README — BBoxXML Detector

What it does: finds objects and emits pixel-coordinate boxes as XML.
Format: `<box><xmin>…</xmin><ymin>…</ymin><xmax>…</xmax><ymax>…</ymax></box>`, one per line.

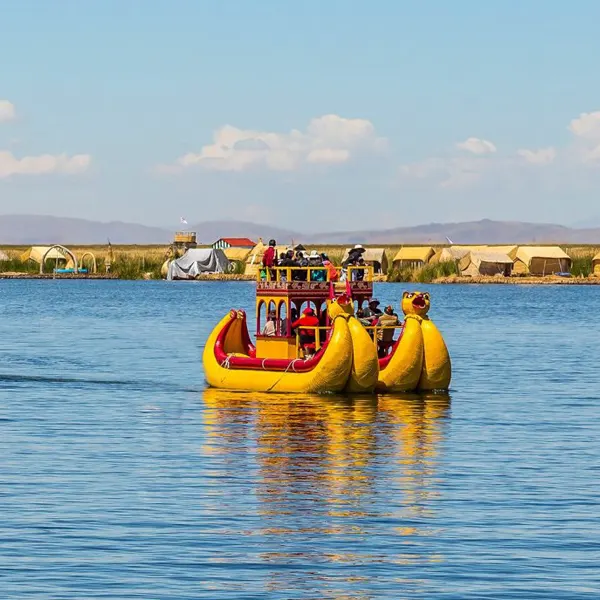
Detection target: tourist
<box><xmin>308</xmin><ymin>250</ymin><xmax>326</xmax><ymax>281</ymax></box>
<box><xmin>377</xmin><ymin>305</ymin><xmax>399</xmax><ymax>357</ymax></box>
<box><xmin>363</xmin><ymin>298</ymin><xmax>383</xmax><ymax>319</ymax></box>
<box><xmin>321</xmin><ymin>253</ymin><xmax>338</xmax><ymax>281</ymax></box>
<box><xmin>262</xmin><ymin>239</ymin><xmax>277</xmax><ymax>280</ymax></box>
<box><xmin>291</xmin><ymin>307</ymin><xmax>320</xmax><ymax>358</ymax></box>
<box><xmin>261</xmin><ymin>310</ymin><xmax>277</xmax><ymax>337</ymax></box>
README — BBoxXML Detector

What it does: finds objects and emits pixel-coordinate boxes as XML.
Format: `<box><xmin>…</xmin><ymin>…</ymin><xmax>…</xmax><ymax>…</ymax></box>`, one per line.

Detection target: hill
<box><xmin>2</xmin><ymin>215</ymin><xmax>600</xmax><ymax>245</ymax></box>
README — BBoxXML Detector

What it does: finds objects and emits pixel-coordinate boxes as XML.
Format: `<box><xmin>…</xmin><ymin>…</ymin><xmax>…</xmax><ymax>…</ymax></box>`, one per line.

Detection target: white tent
<box><xmin>167</xmin><ymin>248</ymin><xmax>230</xmax><ymax>280</ymax></box>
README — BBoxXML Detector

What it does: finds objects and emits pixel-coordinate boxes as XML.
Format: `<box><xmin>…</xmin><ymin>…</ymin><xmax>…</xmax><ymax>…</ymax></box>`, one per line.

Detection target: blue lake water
<box><xmin>1</xmin><ymin>280</ymin><xmax>599</xmax><ymax>599</ymax></box>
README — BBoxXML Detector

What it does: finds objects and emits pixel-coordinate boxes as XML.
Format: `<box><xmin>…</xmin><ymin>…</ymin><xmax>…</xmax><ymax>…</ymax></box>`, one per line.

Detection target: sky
<box><xmin>2</xmin><ymin>0</ymin><xmax>600</xmax><ymax>232</ymax></box>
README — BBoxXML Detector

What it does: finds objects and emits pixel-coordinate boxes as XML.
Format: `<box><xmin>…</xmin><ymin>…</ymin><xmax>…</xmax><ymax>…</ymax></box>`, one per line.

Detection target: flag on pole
<box><xmin>180</xmin><ymin>217</ymin><xmax>188</xmax><ymax>225</ymax></box>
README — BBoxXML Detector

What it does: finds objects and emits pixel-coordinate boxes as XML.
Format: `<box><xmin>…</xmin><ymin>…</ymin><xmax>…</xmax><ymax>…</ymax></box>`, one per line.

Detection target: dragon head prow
<box><xmin>328</xmin><ymin>294</ymin><xmax>354</xmax><ymax>319</ymax></box>
<box><xmin>402</xmin><ymin>291</ymin><xmax>431</xmax><ymax>317</ymax></box>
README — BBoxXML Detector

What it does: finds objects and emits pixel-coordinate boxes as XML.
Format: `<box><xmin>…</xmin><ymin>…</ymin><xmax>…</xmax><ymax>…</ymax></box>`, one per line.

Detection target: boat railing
<box><xmin>293</xmin><ymin>322</ymin><xmax>404</xmax><ymax>357</ymax></box>
<box><xmin>258</xmin><ymin>265</ymin><xmax>374</xmax><ymax>283</ymax></box>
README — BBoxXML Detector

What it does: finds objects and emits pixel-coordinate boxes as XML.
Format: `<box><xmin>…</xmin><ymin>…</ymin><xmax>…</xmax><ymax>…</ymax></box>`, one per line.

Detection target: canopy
<box><xmin>21</xmin><ymin>245</ymin><xmax>75</xmax><ymax>269</ymax></box>
<box><xmin>392</xmin><ymin>247</ymin><xmax>434</xmax><ymax>265</ymax></box>
<box><xmin>514</xmin><ymin>246</ymin><xmax>572</xmax><ymax>275</ymax></box>
<box><xmin>459</xmin><ymin>251</ymin><xmax>513</xmax><ymax>277</ymax></box>
<box><xmin>167</xmin><ymin>248</ymin><xmax>230</xmax><ymax>280</ymax></box>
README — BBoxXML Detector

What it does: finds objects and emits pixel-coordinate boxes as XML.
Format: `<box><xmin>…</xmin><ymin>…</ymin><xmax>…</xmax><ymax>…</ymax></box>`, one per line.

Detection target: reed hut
<box><xmin>431</xmin><ymin>247</ymin><xmax>470</xmax><ymax>263</ymax></box>
<box><xmin>392</xmin><ymin>247</ymin><xmax>434</xmax><ymax>270</ymax></box>
<box><xmin>21</xmin><ymin>245</ymin><xmax>77</xmax><ymax>273</ymax></box>
<box><xmin>593</xmin><ymin>252</ymin><xmax>600</xmax><ymax>276</ymax></box>
<box><xmin>459</xmin><ymin>251</ymin><xmax>513</xmax><ymax>277</ymax></box>
<box><xmin>342</xmin><ymin>247</ymin><xmax>389</xmax><ymax>273</ymax></box>
<box><xmin>513</xmin><ymin>246</ymin><xmax>572</xmax><ymax>276</ymax></box>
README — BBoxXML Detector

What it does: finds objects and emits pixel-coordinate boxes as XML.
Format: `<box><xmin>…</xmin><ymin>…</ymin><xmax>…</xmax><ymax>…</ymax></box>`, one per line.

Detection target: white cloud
<box><xmin>399</xmin><ymin>155</ymin><xmax>488</xmax><ymax>189</ymax></box>
<box><xmin>456</xmin><ymin>137</ymin><xmax>497</xmax><ymax>155</ymax></box>
<box><xmin>0</xmin><ymin>100</ymin><xmax>16</xmax><ymax>122</ymax></box>
<box><xmin>0</xmin><ymin>152</ymin><xmax>91</xmax><ymax>179</ymax></box>
<box><xmin>569</xmin><ymin>111</ymin><xmax>600</xmax><ymax>139</ymax></box>
<box><xmin>517</xmin><ymin>147</ymin><xmax>556</xmax><ymax>165</ymax></box>
<box><xmin>161</xmin><ymin>114</ymin><xmax>386</xmax><ymax>173</ymax></box>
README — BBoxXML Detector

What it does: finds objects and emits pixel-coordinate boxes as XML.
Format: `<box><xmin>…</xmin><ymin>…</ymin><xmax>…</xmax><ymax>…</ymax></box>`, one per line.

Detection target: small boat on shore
<box><xmin>203</xmin><ymin>265</ymin><xmax>451</xmax><ymax>393</ymax></box>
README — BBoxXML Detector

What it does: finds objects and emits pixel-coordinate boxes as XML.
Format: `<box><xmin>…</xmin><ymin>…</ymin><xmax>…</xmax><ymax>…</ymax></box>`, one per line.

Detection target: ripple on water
<box><xmin>0</xmin><ymin>281</ymin><xmax>599</xmax><ymax>599</ymax></box>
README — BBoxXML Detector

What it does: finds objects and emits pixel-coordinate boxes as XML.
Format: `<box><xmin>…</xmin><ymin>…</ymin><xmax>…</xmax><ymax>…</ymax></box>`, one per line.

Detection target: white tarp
<box><xmin>167</xmin><ymin>248</ymin><xmax>230</xmax><ymax>280</ymax></box>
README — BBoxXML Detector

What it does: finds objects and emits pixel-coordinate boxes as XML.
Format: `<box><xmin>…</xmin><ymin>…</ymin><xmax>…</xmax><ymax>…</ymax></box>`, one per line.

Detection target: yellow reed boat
<box><xmin>202</xmin><ymin>263</ymin><xmax>451</xmax><ymax>394</ymax></box>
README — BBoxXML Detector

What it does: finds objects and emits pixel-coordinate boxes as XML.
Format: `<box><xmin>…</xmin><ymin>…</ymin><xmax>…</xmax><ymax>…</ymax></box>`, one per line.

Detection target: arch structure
<box><xmin>40</xmin><ymin>245</ymin><xmax>78</xmax><ymax>274</ymax></box>
<box><xmin>79</xmin><ymin>251</ymin><xmax>97</xmax><ymax>274</ymax></box>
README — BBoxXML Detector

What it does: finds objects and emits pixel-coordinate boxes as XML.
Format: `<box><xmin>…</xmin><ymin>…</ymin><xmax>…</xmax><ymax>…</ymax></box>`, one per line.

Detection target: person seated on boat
<box><xmin>321</xmin><ymin>253</ymin><xmax>339</xmax><ymax>281</ymax></box>
<box><xmin>356</xmin><ymin>307</ymin><xmax>375</xmax><ymax>337</ymax></box>
<box><xmin>262</xmin><ymin>239</ymin><xmax>277</xmax><ymax>280</ymax></box>
<box><xmin>363</xmin><ymin>298</ymin><xmax>383</xmax><ymax>319</ymax></box>
<box><xmin>377</xmin><ymin>305</ymin><xmax>399</xmax><ymax>357</ymax></box>
<box><xmin>293</xmin><ymin>251</ymin><xmax>309</xmax><ymax>281</ymax></box>
<box><xmin>308</xmin><ymin>251</ymin><xmax>326</xmax><ymax>281</ymax></box>
<box><xmin>291</xmin><ymin>307</ymin><xmax>320</xmax><ymax>359</ymax></box>
<box><xmin>261</xmin><ymin>310</ymin><xmax>277</xmax><ymax>337</ymax></box>
<box><xmin>342</xmin><ymin>244</ymin><xmax>365</xmax><ymax>281</ymax></box>
<box><xmin>353</xmin><ymin>257</ymin><xmax>367</xmax><ymax>281</ymax></box>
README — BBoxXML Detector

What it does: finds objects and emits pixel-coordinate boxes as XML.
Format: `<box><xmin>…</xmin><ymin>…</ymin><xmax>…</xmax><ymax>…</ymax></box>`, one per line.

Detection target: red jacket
<box><xmin>262</xmin><ymin>246</ymin><xmax>276</xmax><ymax>267</ymax></box>
<box><xmin>291</xmin><ymin>315</ymin><xmax>319</xmax><ymax>338</ymax></box>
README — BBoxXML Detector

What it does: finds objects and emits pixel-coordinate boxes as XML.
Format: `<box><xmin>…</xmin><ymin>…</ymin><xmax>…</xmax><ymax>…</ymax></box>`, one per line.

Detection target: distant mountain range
<box><xmin>2</xmin><ymin>214</ymin><xmax>600</xmax><ymax>245</ymax></box>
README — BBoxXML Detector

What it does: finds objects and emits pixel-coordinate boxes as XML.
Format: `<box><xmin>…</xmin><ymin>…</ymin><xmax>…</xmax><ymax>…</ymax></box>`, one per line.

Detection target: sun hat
<box><xmin>353</xmin><ymin>244</ymin><xmax>365</xmax><ymax>252</ymax></box>
<box><xmin>308</xmin><ymin>250</ymin><xmax>320</xmax><ymax>259</ymax></box>
<box><xmin>368</xmin><ymin>298</ymin><xmax>380</xmax><ymax>306</ymax></box>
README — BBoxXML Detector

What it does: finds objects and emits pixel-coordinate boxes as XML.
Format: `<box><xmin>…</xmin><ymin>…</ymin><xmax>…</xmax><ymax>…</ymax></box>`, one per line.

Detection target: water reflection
<box><xmin>202</xmin><ymin>389</ymin><xmax>451</xmax><ymax>595</ymax></box>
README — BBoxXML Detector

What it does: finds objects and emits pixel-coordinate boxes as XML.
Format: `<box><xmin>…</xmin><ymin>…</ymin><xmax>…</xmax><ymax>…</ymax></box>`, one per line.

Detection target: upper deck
<box><xmin>256</xmin><ymin>265</ymin><xmax>373</xmax><ymax>298</ymax></box>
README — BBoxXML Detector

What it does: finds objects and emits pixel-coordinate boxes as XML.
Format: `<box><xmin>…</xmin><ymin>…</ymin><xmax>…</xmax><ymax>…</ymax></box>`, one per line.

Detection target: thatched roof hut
<box><xmin>392</xmin><ymin>247</ymin><xmax>434</xmax><ymax>269</ymax></box>
<box><xmin>459</xmin><ymin>251</ymin><xmax>513</xmax><ymax>277</ymax></box>
<box><xmin>513</xmin><ymin>246</ymin><xmax>571</xmax><ymax>276</ymax></box>
<box><xmin>593</xmin><ymin>252</ymin><xmax>600</xmax><ymax>276</ymax></box>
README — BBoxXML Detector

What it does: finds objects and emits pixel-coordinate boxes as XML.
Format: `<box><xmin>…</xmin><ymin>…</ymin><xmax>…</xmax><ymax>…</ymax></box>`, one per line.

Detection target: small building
<box><xmin>392</xmin><ymin>247</ymin><xmax>434</xmax><ymax>270</ymax></box>
<box><xmin>342</xmin><ymin>247</ymin><xmax>389</xmax><ymax>274</ymax></box>
<box><xmin>459</xmin><ymin>251</ymin><xmax>513</xmax><ymax>277</ymax></box>
<box><xmin>513</xmin><ymin>246</ymin><xmax>572</xmax><ymax>276</ymax></box>
<box><xmin>593</xmin><ymin>252</ymin><xmax>600</xmax><ymax>276</ymax></box>
<box><xmin>212</xmin><ymin>237</ymin><xmax>255</xmax><ymax>250</ymax></box>
<box><xmin>167</xmin><ymin>248</ymin><xmax>230</xmax><ymax>280</ymax></box>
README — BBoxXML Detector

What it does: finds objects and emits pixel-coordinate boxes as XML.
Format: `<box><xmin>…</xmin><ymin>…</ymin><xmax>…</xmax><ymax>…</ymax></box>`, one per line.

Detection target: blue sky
<box><xmin>2</xmin><ymin>0</ymin><xmax>600</xmax><ymax>232</ymax></box>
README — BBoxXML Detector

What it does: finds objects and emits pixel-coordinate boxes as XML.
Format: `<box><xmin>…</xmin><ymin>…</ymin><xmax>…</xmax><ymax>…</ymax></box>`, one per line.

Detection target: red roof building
<box><xmin>212</xmin><ymin>237</ymin><xmax>256</xmax><ymax>249</ymax></box>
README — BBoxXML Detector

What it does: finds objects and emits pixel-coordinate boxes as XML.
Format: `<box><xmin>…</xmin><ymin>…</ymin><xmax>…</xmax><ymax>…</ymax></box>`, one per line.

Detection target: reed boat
<box><xmin>202</xmin><ymin>263</ymin><xmax>451</xmax><ymax>393</ymax></box>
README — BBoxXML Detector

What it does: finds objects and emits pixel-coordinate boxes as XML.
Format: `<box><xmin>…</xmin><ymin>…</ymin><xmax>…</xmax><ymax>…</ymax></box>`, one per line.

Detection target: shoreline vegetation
<box><xmin>1</xmin><ymin>244</ymin><xmax>599</xmax><ymax>283</ymax></box>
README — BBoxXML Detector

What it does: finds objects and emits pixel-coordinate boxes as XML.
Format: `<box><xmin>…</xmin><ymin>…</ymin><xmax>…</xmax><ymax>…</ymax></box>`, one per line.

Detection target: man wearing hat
<box><xmin>291</xmin><ymin>306</ymin><xmax>320</xmax><ymax>358</ymax></box>
<box><xmin>363</xmin><ymin>298</ymin><xmax>383</xmax><ymax>320</ymax></box>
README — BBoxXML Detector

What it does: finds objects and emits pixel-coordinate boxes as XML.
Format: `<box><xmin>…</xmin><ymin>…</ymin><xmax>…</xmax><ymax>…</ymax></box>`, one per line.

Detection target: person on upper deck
<box><xmin>342</xmin><ymin>244</ymin><xmax>365</xmax><ymax>281</ymax></box>
<box><xmin>321</xmin><ymin>253</ymin><xmax>339</xmax><ymax>282</ymax></box>
<box><xmin>308</xmin><ymin>251</ymin><xmax>326</xmax><ymax>281</ymax></box>
<box><xmin>262</xmin><ymin>239</ymin><xmax>277</xmax><ymax>280</ymax></box>
<box><xmin>291</xmin><ymin>307</ymin><xmax>320</xmax><ymax>358</ymax></box>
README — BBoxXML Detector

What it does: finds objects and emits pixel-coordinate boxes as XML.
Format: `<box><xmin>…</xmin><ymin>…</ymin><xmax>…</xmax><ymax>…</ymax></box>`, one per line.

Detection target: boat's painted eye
<box><xmin>424</xmin><ymin>293</ymin><xmax>430</xmax><ymax>300</ymax></box>
<box><xmin>406</xmin><ymin>292</ymin><xmax>413</xmax><ymax>298</ymax></box>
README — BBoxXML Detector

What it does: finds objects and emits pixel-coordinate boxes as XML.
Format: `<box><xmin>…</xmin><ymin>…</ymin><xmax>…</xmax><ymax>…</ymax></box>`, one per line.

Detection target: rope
<box><xmin>220</xmin><ymin>355</ymin><xmax>232</xmax><ymax>369</ymax></box>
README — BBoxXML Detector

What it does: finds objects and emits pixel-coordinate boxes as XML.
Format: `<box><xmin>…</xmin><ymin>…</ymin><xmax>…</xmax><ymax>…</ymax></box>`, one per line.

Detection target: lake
<box><xmin>1</xmin><ymin>280</ymin><xmax>599</xmax><ymax>599</ymax></box>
